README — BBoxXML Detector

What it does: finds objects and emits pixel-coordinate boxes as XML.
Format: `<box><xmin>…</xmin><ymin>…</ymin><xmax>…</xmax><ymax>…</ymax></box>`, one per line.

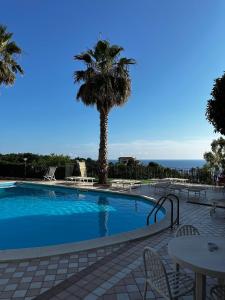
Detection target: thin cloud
<box><xmin>2</xmin><ymin>138</ymin><xmax>214</xmax><ymax>159</ymax></box>
<box><xmin>68</xmin><ymin>138</ymin><xmax>214</xmax><ymax>159</ymax></box>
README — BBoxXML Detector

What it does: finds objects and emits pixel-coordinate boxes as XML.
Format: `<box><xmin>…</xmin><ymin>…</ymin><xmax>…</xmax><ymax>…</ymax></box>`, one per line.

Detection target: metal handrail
<box><xmin>154</xmin><ymin>197</ymin><xmax>174</xmax><ymax>229</ymax></box>
<box><xmin>166</xmin><ymin>193</ymin><xmax>180</xmax><ymax>226</ymax></box>
<box><xmin>146</xmin><ymin>193</ymin><xmax>180</xmax><ymax>229</ymax></box>
<box><xmin>146</xmin><ymin>196</ymin><xmax>166</xmax><ymax>225</ymax></box>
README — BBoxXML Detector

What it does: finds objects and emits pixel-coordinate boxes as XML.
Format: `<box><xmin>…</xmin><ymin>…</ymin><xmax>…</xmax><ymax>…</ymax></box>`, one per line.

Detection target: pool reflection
<box><xmin>98</xmin><ymin>196</ymin><xmax>109</xmax><ymax>237</ymax></box>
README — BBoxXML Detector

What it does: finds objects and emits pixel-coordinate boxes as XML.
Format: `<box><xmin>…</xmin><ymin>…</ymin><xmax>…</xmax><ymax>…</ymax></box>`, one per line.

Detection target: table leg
<box><xmin>195</xmin><ymin>273</ymin><xmax>206</xmax><ymax>300</ymax></box>
<box><xmin>210</xmin><ymin>201</ymin><xmax>216</xmax><ymax>216</ymax></box>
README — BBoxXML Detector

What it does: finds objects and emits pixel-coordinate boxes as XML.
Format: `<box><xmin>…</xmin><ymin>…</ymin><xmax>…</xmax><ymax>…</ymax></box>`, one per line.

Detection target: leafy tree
<box><xmin>0</xmin><ymin>152</ymin><xmax>71</xmax><ymax>166</ymax></box>
<box><xmin>206</xmin><ymin>72</ymin><xmax>225</xmax><ymax>135</ymax></box>
<box><xmin>148</xmin><ymin>161</ymin><xmax>160</xmax><ymax>168</ymax></box>
<box><xmin>204</xmin><ymin>137</ymin><xmax>225</xmax><ymax>171</ymax></box>
<box><xmin>74</xmin><ymin>40</ymin><xmax>135</xmax><ymax>184</ymax></box>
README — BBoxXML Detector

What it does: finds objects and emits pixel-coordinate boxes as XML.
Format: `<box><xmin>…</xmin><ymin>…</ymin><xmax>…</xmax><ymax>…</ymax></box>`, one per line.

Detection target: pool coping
<box><xmin>0</xmin><ymin>181</ymin><xmax>171</xmax><ymax>262</ymax></box>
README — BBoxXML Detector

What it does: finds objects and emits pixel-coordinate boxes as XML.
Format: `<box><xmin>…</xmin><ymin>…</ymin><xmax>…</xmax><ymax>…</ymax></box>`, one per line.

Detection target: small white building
<box><xmin>118</xmin><ymin>156</ymin><xmax>136</xmax><ymax>165</ymax></box>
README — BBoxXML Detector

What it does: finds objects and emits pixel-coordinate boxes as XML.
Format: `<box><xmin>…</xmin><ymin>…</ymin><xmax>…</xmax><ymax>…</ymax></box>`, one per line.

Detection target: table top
<box><xmin>210</xmin><ymin>198</ymin><xmax>225</xmax><ymax>203</ymax></box>
<box><xmin>185</xmin><ymin>186</ymin><xmax>206</xmax><ymax>192</ymax></box>
<box><xmin>168</xmin><ymin>236</ymin><xmax>225</xmax><ymax>278</ymax></box>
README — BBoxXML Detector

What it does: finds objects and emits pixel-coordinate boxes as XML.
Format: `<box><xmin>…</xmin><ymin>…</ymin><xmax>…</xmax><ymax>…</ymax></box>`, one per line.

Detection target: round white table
<box><xmin>168</xmin><ymin>236</ymin><xmax>225</xmax><ymax>300</ymax></box>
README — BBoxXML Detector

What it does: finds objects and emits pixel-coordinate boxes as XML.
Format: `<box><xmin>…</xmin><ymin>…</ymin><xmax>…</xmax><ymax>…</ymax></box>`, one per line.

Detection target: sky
<box><xmin>0</xmin><ymin>0</ymin><xmax>224</xmax><ymax>159</ymax></box>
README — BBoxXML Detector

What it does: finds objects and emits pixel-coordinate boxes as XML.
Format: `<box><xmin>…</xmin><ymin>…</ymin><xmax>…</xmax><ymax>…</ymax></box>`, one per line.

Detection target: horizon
<box><xmin>1</xmin><ymin>0</ymin><xmax>224</xmax><ymax>158</ymax></box>
<box><xmin>0</xmin><ymin>151</ymin><xmax>205</xmax><ymax>161</ymax></box>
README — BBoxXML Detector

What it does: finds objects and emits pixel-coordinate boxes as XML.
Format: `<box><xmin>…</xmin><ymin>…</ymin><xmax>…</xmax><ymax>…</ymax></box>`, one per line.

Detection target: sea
<box><xmin>110</xmin><ymin>159</ymin><xmax>205</xmax><ymax>170</ymax></box>
<box><xmin>140</xmin><ymin>159</ymin><xmax>205</xmax><ymax>169</ymax></box>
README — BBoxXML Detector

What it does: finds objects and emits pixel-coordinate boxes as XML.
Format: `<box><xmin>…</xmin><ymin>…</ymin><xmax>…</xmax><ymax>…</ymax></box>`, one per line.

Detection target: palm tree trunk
<box><xmin>98</xmin><ymin>110</ymin><xmax>108</xmax><ymax>184</ymax></box>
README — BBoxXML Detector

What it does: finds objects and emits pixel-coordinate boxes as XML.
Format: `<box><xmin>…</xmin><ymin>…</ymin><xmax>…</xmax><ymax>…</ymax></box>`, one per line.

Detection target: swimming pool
<box><xmin>0</xmin><ymin>182</ymin><xmax>165</xmax><ymax>250</ymax></box>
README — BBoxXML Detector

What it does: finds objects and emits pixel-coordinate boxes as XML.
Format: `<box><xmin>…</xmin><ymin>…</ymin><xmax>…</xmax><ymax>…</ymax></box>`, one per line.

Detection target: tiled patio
<box><xmin>0</xmin><ymin>183</ymin><xmax>224</xmax><ymax>299</ymax></box>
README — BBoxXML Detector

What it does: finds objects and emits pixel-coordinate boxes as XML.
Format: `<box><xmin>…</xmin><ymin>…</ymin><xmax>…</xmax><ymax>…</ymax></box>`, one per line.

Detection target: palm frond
<box><xmin>76</xmin><ymin>83</ymin><xmax>97</xmax><ymax>106</ymax></box>
<box><xmin>74</xmin><ymin>70</ymin><xmax>86</xmax><ymax>83</ymax></box>
<box><xmin>118</xmin><ymin>57</ymin><xmax>136</xmax><ymax>65</ymax></box>
<box><xmin>11</xmin><ymin>62</ymin><xmax>24</xmax><ymax>75</ymax></box>
<box><xmin>0</xmin><ymin>25</ymin><xmax>13</xmax><ymax>42</ymax></box>
<box><xmin>73</xmin><ymin>67</ymin><xmax>95</xmax><ymax>83</ymax></box>
<box><xmin>74</xmin><ymin>53</ymin><xmax>93</xmax><ymax>64</ymax></box>
<box><xmin>0</xmin><ymin>24</ymin><xmax>23</xmax><ymax>87</ymax></box>
<box><xmin>94</xmin><ymin>40</ymin><xmax>110</xmax><ymax>61</ymax></box>
<box><xmin>108</xmin><ymin>45</ymin><xmax>124</xmax><ymax>58</ymax></box>
<box><xmin>0</xmin><ymin>62</ymin><xmax>16</xmax><ymax>85</ymax></box>
<box><xmin>87</xmin><ymin>49</ymin><xmax>96</xmax><ymax>60</ymax></box>
<box><xmin>15</xmin><ymin>64</ymin><xmax>24</xmax><ymax>74</ymax></box>
<box><xmin>5</xmin><ymin>41</ymin><xmax>22</xmax><ymax>55</ymax></box>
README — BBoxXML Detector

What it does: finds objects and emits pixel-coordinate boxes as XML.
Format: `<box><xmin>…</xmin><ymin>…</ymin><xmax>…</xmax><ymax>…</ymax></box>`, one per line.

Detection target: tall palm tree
<box><xmin>0</xmin><ymin>25</ymin><xmax>23</xmax><ymax>89</ymax></box>
<box><xmin>74</xmin><ymin>40</ymin><xmax>135</xmax><ymax>184</ymax></box>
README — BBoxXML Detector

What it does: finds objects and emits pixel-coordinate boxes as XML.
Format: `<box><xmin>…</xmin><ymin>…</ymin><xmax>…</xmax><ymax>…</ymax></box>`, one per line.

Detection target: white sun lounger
<box><xmin>69</xmin><ymin>176</ymin><xmax>95</xmax><ymax>183</ymax></box>
<box><xmin>111</xmin><ymin>179</ymin><xmax>141</xmax><ymax>190</ymax></box>
<box><xmin>66</xmin><ymin>161</ymin><xmax>95</xmax><ymax>184</ymax></box>
<box><xmin>43</xmin><ymin>166</ymin><xmax>57</xmax><ymax>181</ymax></box>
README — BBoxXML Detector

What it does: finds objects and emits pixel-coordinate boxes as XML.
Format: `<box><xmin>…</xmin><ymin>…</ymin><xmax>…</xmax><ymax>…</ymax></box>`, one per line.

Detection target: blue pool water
<box><xmin>0</xmin><ymin>183</ymin><xmax>165</xmax><ymax>250</ymax></box>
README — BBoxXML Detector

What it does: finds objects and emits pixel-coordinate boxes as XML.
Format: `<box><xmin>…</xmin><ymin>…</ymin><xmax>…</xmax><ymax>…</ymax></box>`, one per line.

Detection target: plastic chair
<box><xmin>175</xmin><ymin>224</ymin><xmax>200</xmax><ymax>237</ymax></box>
<box><xmin>43</xmin><ymin>166</ymin><xmax>57</xmax><ymax>181</ymax></box>
<box><xmin>143</xmin><ymin>246</ymin><xmax>194</xmax><ymax>299</ymax></box>
<box><xmin>210</xmin><ymin>285</ymin><xmax>225</xmax><ymax>299</ymax></box>
<box><xmin>174</xmin><ymin>225</ymin><xmax>200</xmax><ymax>272</ymax></box>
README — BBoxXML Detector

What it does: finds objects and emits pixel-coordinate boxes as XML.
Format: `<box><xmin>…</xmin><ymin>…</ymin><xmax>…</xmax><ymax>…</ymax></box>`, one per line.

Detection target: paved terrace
<box><xmin>0</xmin><ymin>182</ymin><xmax>224</xmax><ymax>300</ymax></box>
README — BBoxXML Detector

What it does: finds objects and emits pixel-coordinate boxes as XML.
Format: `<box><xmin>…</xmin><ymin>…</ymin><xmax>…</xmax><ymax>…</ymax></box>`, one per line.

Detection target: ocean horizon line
<box><xmin>109</xmin><ymin>159</ymin><xmax>205</xmax><ymax>169</ymax></box>
<box><xmin>109</xmin><ymin>159</ymin><xmax>205</xmax><ymax>161</ymax></box>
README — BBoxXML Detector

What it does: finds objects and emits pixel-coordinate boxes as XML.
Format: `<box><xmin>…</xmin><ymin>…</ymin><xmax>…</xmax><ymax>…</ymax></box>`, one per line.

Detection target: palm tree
<box><xmin>0</xmin><ymin>25</ymin><xmax>23</xmax><ymax>89</ymax></box>
<box><xmin>74</xmin><ymin>40</ymin><xmax>135</xmax><ymax>184</ymax></box>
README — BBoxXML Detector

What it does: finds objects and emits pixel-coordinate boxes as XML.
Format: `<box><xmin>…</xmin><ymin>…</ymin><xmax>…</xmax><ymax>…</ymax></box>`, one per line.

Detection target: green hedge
<box><xmin>0</xmin><ymin>161</ymin><xmax>213</xmax><ymax>184</ymax></box>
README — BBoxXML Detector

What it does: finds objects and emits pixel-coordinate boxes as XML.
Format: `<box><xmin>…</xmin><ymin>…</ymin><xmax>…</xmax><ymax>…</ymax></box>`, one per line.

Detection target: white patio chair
<box><xmin>143</xmin><ymin>247</ymin><xmax>194</xmax><ymax>300</ymax></box>
<box><xmin>169</xmin><ymin>184</ymin><xmax>187</xmax><ymax>194</ymax></box>
<box><xmin>185</xmin><ymin>186</ymin><xmax>207</xmax><ymax>200</ymax></box>
<box><xmin>174</xmin><ymin>225</ymin><xmax>200</xmax><ymax>273</ymax></box>
<box><xmin>43</xmin><ymin>166</ymin><xmax>57</xmax><ymax>181</ymax></box>
<box><xmin>175</xmin><ymin>224</ymin><xmax>200</xmax><ymax>237</ymax></box>
<box><xmin>210</xmin><ymin>285</ymin><xmax>225</xmax><ymax>299</ymax></box>
<box><xmin>153</xmin><ymin>181</ymin><xmax>171</xmax><ymax>194</ymax></box>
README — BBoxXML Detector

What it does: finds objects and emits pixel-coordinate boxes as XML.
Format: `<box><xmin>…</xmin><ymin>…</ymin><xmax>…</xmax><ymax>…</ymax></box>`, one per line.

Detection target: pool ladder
<box><xmin>146</xmin><ymin>194</ymin><xmax>180</xmax><ymax>229</ymax></box>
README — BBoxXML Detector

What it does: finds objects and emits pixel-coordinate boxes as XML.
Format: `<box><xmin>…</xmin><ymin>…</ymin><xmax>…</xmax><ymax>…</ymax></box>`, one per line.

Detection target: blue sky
<box><xmin>0</xmin><ymin>0</ymin><xmax>224</xmax><ymax>159</ymax></box>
